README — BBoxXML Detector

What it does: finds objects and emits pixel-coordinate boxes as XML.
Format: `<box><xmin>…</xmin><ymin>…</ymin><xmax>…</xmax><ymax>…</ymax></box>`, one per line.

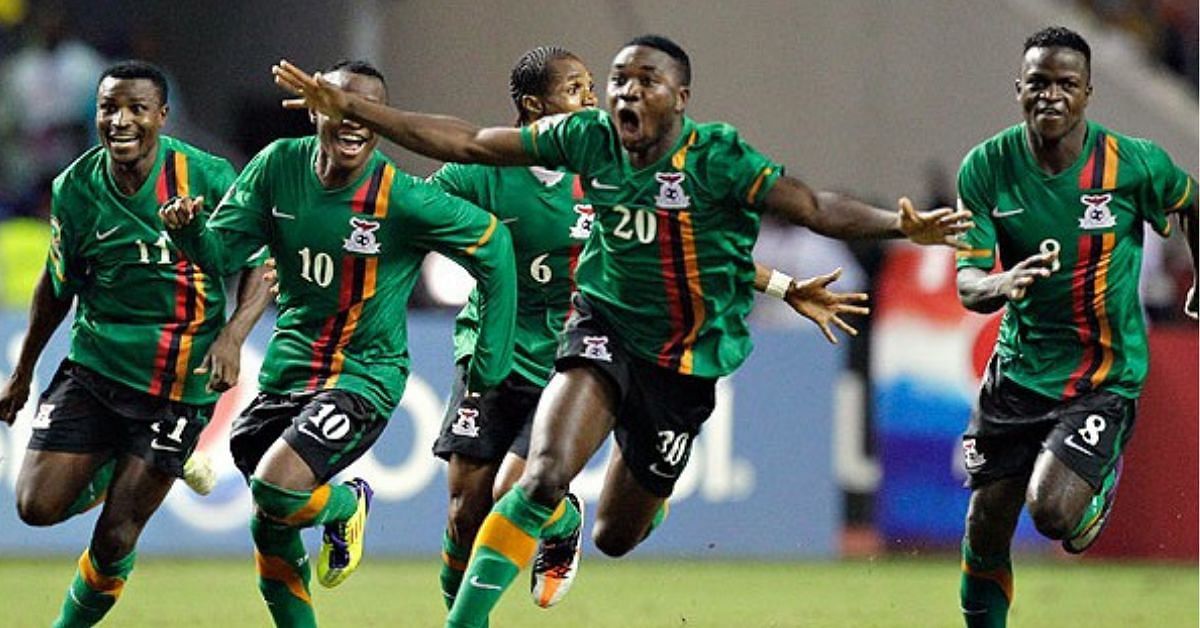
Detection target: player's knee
<box><xmin>249</xmin><ymin>476</ymin><xmax>307</xmax><ymax>523</ymax></box>
<box><xmin>16</xmin><ymin>495</ymin><xmax>62</xmax><ymax>527</ymax></box>
<box><xmin>591</xmin><ymin>522</ymin><xmax>637</xmax><ymax>558</ymax></box>
<box><xmin>1026</xmin><ymin>500</ymin><xmax>1073</xmax><ymax>540</ymax></box>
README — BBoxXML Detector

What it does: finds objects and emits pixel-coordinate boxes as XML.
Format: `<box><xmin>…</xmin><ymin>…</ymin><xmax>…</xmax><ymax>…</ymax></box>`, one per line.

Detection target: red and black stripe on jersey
<box><xmin>307</xmin><ymin>162</ymin><xmax>395</xmax><ymax>390</ymax></box>
<box><xmin>148</xmin><ymin>150</ymin><xmax>209</xmax><ymax>400</ymax></box>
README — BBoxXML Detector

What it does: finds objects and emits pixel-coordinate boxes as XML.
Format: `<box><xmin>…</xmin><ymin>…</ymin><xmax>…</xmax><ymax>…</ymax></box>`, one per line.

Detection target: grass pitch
<box><xmin>1</xmin><ymin>556</ymin><xmax>1194</xmax><ymax>627</ymax></box>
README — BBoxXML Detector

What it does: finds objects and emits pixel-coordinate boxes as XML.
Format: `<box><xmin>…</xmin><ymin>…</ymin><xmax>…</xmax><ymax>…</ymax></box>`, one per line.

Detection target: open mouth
<box><xmin>335</xmin><ymin>130</ymin><xmax>369</xmax><ymax>157</ymax></box>
<box><xmin>1035</xmin><ymin>108</ymin><xmax>1064</xmax><ymax>119</ymax></box>
<box><xmin>106</xmin><ymin>133</ymin><xmax>140</xmax><ymax>151</ymax></box>
<box><xmin>616</xmin><ymin>108</ymin><xmax>641</xmax><ymax>139</ymax></box>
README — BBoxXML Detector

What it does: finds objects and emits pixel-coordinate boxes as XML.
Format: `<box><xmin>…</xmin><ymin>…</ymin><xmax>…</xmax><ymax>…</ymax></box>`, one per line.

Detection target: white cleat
<box><xmin>182</xmin><ymin>451</ymin><xmax>217</xmax><ymax>496</ymax></box>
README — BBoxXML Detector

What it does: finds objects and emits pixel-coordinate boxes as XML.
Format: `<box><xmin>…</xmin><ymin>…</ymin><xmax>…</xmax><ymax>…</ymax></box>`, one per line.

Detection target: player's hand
<box><xmin>1001</xmin><ymin>250</ymin><xmax>1057</xmax><ymax>301</ymax></box>
<box><xmin>195</xmin><ymin>331</ymin><xmax>241</xmax><ymax>393</ymax></box>
<box><xmin>273</xmin><ymin>60</ymin><xmax>350</xmax><ymax>123</ymax></box>
<box><xmin>1185</xmin><ymin>281</ymin><xmax>1198</xmax><ymax>321</ymax></box>
<box><xmin>159</xmin><ymin>195</ymin><xmax>205</xmax><ymax>230</ymax></box>
<box><xmin>898</xmin><ymin>197</ymin><xmax>974</xmax><ymax>249</ymax></box>
<box><xmin>784</xmin><ymin>268</ymin><xmax>870</xmax><ymax>344</ymax></box>
<box><xmin>0</xmin><ymin>373</ymin><xmax>32</xmax><ymax>426</ymax></box>
<box><xmin>262</xmin><ymin>257</ymin><xmax>281</xmax><ymax>300</ymax></box>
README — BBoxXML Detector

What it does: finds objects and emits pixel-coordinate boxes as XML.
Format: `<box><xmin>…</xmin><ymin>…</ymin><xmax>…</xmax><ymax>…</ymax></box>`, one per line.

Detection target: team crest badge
<box><xmin>344</xmin><ymin>217</ymin><xmax>382</xmax><ymax>254</ymax></box>
<box><xmin>569</xmin><ymin>204</ymin><xmax>595</xmax><ymax>240</ymax></box>
<box><xmin>962</xmin><ymin>438</ymin><xmax>987</xmax><ymax>471</ymax></box>
<box><xmin>582</xmin><ymin>335</ymin><xmax>613</xmax><ymax>362</ymax></box>
<box><xmin>451</xmin><ymin>407</ymin><xmax>481</xmax><ymax>438</ymax></box>
<box><xmin>1079</xmin><ymin>194</ymin><xmax>1117</xmax><ymax>230</ymax></box>
<box><xmin>654</xmin><ymin>172</ymin><xmax>690</xmax><ymax>209</ymax></box>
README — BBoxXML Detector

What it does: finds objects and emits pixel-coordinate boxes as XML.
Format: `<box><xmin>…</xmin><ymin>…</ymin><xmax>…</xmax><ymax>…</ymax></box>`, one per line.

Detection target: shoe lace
<box><xmin>534</xmin><ymin>533</ymin><xmax>578</xmax><ymax>577</ymax></box>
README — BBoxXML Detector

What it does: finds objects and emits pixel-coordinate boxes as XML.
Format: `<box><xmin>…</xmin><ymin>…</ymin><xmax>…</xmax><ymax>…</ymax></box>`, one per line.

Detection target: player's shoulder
<box><xmin>161</xmin><ymin>135</ymin><xmax>237</xmax><ymax>176</ymax></box>
<box><xmin>963</xmin><ymin>123</ymin><xmax>1023</xmax><ymax>165</ymax></box>
<box><xmin>1095</xmin><ymin>122</ymin><xmax>1170</xmax><ymax>163</ymax></box>
<box><xmin>54</xmin><ymin>145</ymin><xmax>107</xmax><ymax>193</ymax></box>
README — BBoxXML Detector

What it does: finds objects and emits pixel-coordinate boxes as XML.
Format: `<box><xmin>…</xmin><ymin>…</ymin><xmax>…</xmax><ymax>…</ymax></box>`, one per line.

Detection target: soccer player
<box><xmin>953</xmin><ymin>26</ymin><xmax>1198</xmax><ymax>627</ymax></box>
<box><xmin>273</xmin><ymin>35</ymin><xmax>968</xmax><ymax>628</ymax></box>
<box><xmin>0</xmin><ymin>60</ymin><xmax>270</xmax><ymax>627</ymax></box>
<box><xmin>430</xmin><ymin>44</ymin><xmax>872</xmax><ymax>614</ymax></box>
<box><xmin>159</xmin><ymin>60</ymin><xmax>517</xmax><ymax>628</ymax></box>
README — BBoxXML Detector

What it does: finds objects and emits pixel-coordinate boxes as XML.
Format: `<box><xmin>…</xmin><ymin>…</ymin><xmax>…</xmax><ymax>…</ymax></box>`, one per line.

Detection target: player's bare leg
<box><xmin>15</xmin><ymin>450</ymin><xmax>113</xmax><ymax>525</ymax></box>
<box><xmin>447</xmin><ymin>366</ymin><xmax>611</xmax><ymax>627</ymax></box>
<box><xmin>961</xmin><ymin>476</ymin><xmax>1025</xmax><ymax>627</ymax></box>
<box><xmin>493</xmin><ymin>452</ymin><xmax>526</xmax><ymax>501</ymax></box>
<box><xmin>1027</xmin><ymin>449</ymin><xmax>1119</xmax><ymax>553</ymax></box>
<box><xmin>591</xmin><ymin>446</ymin><xmax>667</xmax><ymax>557</ymax></box>
<box><xmin>53</xmin><ymin>454</ymin><xmax>174</xmax><ymax>627</ymax></box>
<box><xmin>441</xmin><ymin>454</ymin><xmax>502</xmax><ymax>608</ymax></box>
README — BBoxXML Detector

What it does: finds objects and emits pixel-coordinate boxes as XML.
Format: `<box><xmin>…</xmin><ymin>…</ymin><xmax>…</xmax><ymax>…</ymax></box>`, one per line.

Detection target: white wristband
<box><xmin>765</xmin><ymin>270</ymin><xmax>793</xmax><ymax>300</ymax></box>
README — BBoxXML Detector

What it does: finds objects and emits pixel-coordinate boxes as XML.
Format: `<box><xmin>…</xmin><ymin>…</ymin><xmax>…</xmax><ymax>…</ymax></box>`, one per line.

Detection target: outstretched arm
<box><xmin>0</xmin><ymin>271</ymin><xmax>73</xmax><ymax>425</ymax></box>
<box><xmin>753</xmin><ymin>263</ymin><xmax>869</xmax><ymax>344</ymax></box>
<box><xmin>763</xmin><ymin>176</ymin><xmax>973</xmax><ymax>247</ymax></box>
<box><xmin>955</xmin><ymin>250</ymin><xmax>1057</xmax><ymax>314</ymax></box>
<box><xmin>272</xmin><ymin>60</ymin><xmax>531</xmax><ymax>166</ymax></box>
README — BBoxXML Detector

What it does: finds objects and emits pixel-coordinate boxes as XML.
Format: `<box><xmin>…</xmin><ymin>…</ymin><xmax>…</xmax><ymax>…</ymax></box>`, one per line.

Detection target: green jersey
<box><xmin>521</xmin><ymin>110</ymin><xmax>783</xmax><ymax>378</ymax></box>
<box><xmin>47</xmin><ymin>136</ymin><xmax>237</xmax><ymax>405</ymax></box>
<box><xmin>432</xmin><ymin>163</ymin><xmax>591</xmax><ymax>387</ymax></box>
<box><xmin>957</xmin><ymin>121</ymin><xmax>1196</xmax><ymax>400</ymax></box>
<box><xmin>173</xmin><ymin>137</ymin><xmax>517</xmax><ymax>415</ymax></box>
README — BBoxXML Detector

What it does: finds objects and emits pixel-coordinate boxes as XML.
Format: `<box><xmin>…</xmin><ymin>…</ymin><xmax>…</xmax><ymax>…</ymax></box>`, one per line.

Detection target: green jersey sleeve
<box><xmin>519</xmin><ymin>109</ymin><xmax>609</xmax><ymax>175</ymax></box>
<box><xmin>955</xmin><ymin>144</ymin><xmax>998</xmax><ymax>270</ymax></box>
<box><xmin>708</xmin><ymin>124</ymin><xmax>784</xmax><ymax>209</ymax></box>
<box><xmin>46</xmin><ymin>176</ymin><xmax>86</xmax><ymax>298</ymax></box>
<box><xmin>429</xmin><ymin>162</ymin><xmax>485</xmax><ymax>203</ymax></box>
<box><xmin>1136</xmin><ymin>139</ymin><xmax>1196</xmax><ymax>237</ymax></box>
<box><xmin>174</xmin><ymin>144</ymin><xmax>274</xmax><ymax>276</ymax></box>
<box><xmin>395</xmin><ymin>179</ymin><xmax>516</xmax><ymax>390</ymax></box>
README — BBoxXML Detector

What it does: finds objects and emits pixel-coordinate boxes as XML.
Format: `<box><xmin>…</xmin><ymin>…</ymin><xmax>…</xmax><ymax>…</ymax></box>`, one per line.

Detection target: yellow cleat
<box><xmin>317</xmin><ymin>478</ymin><xmax>373</xmax><ymax>588</ymax></box>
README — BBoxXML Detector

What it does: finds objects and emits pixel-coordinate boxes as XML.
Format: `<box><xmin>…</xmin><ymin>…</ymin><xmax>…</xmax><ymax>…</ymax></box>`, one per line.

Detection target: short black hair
<box><xmin>327</xmin><ymin>59</ymin><xmax>388</xmax><ymax>90</ymax></box>
<box><xmin>99</xmin><ymin>60</ymin><xmax>169</xmax><ymax>105</ymax></box>
<box><xmin>625</xmin><ymin>34</ymin><xmax>691</xmax><ymax>86</ymax></box>
<box><xmin>1024</xmin><ymin>26</ymin><xmax>1091</xmax><ymax>74</ymax></box>
<box><xmin>509</xmin><ymin>46</ymin><xmax>578</xmax><ymax>123</ymax></box>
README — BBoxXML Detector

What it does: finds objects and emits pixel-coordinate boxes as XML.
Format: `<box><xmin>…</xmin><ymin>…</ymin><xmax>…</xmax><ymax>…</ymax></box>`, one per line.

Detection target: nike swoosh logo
<box><xmin>1063</xmin><ymin>435</ymin><xmax>1095</xmax><ymax>457</ymax></box>
<box><xmin>150</xmin><ymin>439</ymin><xmax>182</xmax><ymax>453</ymax></box>
<box><xmin>95</xmin><ymin>226</ymin><xmax>120</xmax><ymax>240</ymax></box>
<box><xmin>590</xmin><ymin>178</ymin><xmax>619</xmax><ymax>190</ymax></box>
<box><xmin>991</xmin><ymin>206</ymin><xmax>1025</xmax><ymax>218</ymax></box>
<box><xmin>648</xmin><ymin>462</ymin><xmax>679</xmax><ymax>479</ymax></box>
<box><xmin>298</xmin><ymin>423</ymin><xmax>323</xmax><ymax>441</ymax></box>
<box><xmin>500</xmin><ymin>217</ymin><xmax>519</xmax><ymax>224</ymax></box>
<box><xmin>469</xmin><ymin>575</ymin><xmax>502</xmax><ymax>590</ymax></box>
<box><xmin>271</xmin><ymin>206</ymin><xmax>296</xmax><ymax>220</ymax></box>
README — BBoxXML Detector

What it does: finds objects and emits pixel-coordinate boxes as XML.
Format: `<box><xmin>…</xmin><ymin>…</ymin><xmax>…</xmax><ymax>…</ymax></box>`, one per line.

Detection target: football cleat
<box><xmin>1062</xmin><ymin>459</ymin><xmax>1122</xmax><ymax>554</ymax></box>
<box><xmin>182</xmin><ymin>451</ymin><xmax>217</xmax><ymax>496</ymax></box>
<box><xmin>318</xmin><ymin>477</ymin><xmax>374</xmax><ymax>588</ymax></box>
<box><xmin>530</xmin><ymin>493</ymin><xmax>584</xmax><ymax>608</ymax></box>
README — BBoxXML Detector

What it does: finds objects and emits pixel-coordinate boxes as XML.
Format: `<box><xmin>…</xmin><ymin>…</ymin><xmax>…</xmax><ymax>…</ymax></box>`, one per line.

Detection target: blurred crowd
<box><xmin>1073</xmin><ymin>0</ymin><xmax>1199</xmax><ymax>87</ymax></box>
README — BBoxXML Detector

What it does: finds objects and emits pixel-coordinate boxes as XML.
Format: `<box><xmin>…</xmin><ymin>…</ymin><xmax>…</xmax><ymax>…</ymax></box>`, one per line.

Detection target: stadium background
<box><xmin>0</xmin><ymin>0</ymin><xmax>1195</xmax><ymax>626</ymax></box>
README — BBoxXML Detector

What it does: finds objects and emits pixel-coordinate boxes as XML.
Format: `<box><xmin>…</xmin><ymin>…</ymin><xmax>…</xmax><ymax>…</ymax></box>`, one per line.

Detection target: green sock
<box><xmin>252</xmin><ymin>516</ymin><xmax>316</xmax><ymax>628</ymax></box>
<box><xmin>64</xmin><ymin>460</ymin><xmax>115</xmax><ymax>519</ymax></box>
<box><xmin>643</xmin><ymin>502</ymin><xmax>669</xmax><ymax>541</ymax></box>
<box><xmin>540</xmin><ymin>495</ymin><xmax>582</xmax><ymax>540</ymax></box>
<box><xmin>1069</xmin><ymin>465</ymin><xmax>1120</xmax><ymax>539</ymax></box>
<box><xmin>53</xmin><ymin>548</ymin><xmax>135</xmax><ymax>628</ymax></box>
<box><xmin>446</xmin><ymin>486</ymin><xmax>553</xmax><ymax>628</ymax></box>
<box><xmin>440</xmin><ymin>529</ymin><xmax>470</xmax><ymax>610</ymax></box>
<box><xmin>960</xmin><ymin>539</ymin><xmax>1012</xmax><ymax>628</ymax></box>
<box><xmin>249</xmin><ymin>476</ymin><xmax>359</xmax><ymax>527</ymax></box>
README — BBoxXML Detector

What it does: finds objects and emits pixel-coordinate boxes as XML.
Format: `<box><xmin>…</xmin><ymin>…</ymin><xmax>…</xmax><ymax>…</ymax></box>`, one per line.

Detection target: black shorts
<box><xmin>229</xmin><ymin>389</ymin><xmax>387</xmax><ymax>484</ymax></box>
<box><xmin>28</xmin><ymin>360</ymin><xmax>212</xmax><ymax>478</ymax></box>
<box><xmin>962</xmin><ymin>357</ymin><xmax>1135</xmax><ymax>490</ymax></box>
<box><xmin>555</xmin><ymin>293</ymin><xmax>717</xmax><ymax>498</ymax></box>
<box><xmin>432</xmin><ymin>362</ymin><xmax>541</xmax><ymax>462</ymax></box>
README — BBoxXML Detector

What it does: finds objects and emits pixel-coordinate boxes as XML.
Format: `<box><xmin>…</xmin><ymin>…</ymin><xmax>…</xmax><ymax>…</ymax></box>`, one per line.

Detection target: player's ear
<box><xmin>521</xmin><ymin>94</ymin><xmax>544</xmax><ymax>120</ymax></box>
<box><xmin>675</xmin><ymin>86</ymin><xmax>690</xmax><ymax>114</ymax></box>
